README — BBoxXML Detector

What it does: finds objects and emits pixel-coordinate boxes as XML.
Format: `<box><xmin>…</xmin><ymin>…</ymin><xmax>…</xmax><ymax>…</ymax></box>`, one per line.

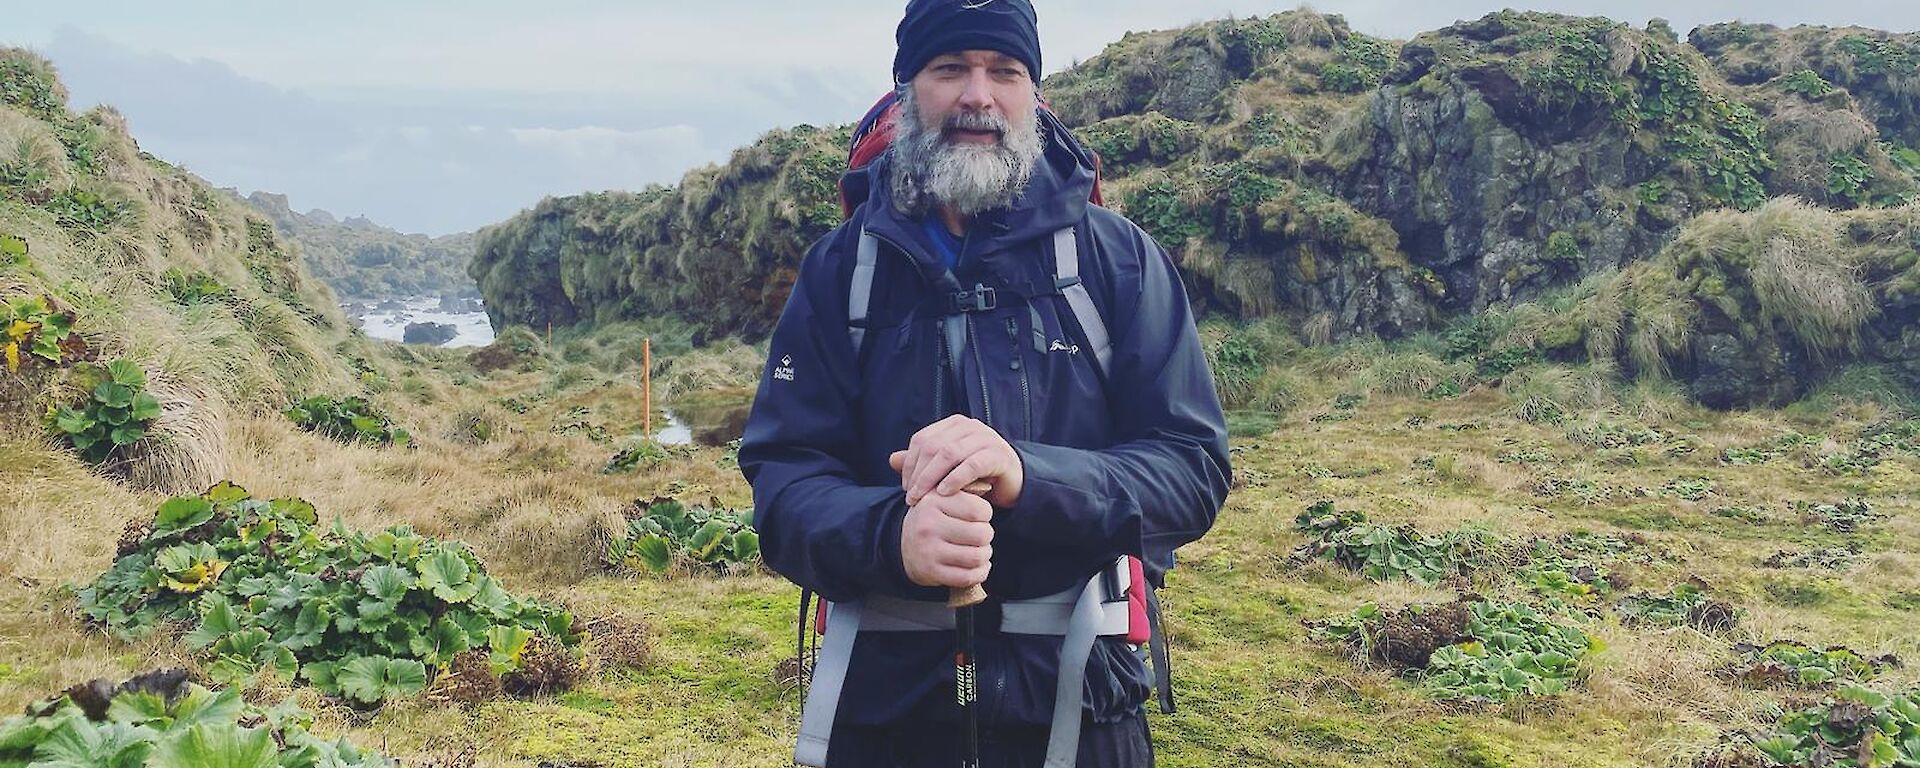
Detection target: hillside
<box><xmin>469</xmin><ymin>10</ymin><xmax>1920</xmax><ymax>408</ymax></box>
<box><xmin>0</xmin><ymin>47</ymin><xmax>372</xmax><ymax>492</ymax></box>
<box><xmin>244</xmin><ymin>190</ymin><xmax>477</xmax><ymax>302</ymax></box>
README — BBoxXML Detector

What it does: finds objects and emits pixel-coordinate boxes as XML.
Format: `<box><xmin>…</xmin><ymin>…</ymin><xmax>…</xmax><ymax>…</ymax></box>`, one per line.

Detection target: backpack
<box><xmin>789</xmin><ymin>94</ymin><xmax>1173</xmax><ymax>768</ymax></box>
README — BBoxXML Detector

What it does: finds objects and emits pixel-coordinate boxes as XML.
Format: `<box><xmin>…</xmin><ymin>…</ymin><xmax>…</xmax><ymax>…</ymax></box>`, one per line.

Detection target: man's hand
<box><xmin>900</xmin><ymin>491</ymin><xmax>994</xmax><ymax>589</ymax></box>
<box><xmin>888</xmin><ymin>415</ymin><xmax>1024</xmax><ymax>508</ymax></box>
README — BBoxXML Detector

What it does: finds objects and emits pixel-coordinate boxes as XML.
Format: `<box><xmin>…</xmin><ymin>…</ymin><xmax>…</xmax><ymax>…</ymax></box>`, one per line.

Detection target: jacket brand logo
<box><xmin>960</xmin><ymin>0</ymin><xmax>999</xmax><ymax>8</ymax></box>
<box><xmin>774</xmin><ymin>355</ymin><xmax>795</xmax><ymax>381</ymax></box>
<box><xmin>1047</xmin><ymin>340</ymin><xmax>1079</xmax><ymax>355</ymax></box>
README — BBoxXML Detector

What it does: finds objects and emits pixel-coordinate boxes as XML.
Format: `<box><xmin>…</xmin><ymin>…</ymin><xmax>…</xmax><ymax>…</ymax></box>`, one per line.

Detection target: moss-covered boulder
<box><xmin>468</xmin><ymin>125</ymin><xmax>846</xmax><ymax>339</ymax></box>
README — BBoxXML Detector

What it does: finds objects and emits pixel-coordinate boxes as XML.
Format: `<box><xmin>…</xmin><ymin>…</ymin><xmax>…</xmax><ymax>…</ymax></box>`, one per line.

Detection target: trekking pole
<box><xmin>950</xmin><ymin>480</ymin><xmax>991</xmax><ymax>768</ymax></box>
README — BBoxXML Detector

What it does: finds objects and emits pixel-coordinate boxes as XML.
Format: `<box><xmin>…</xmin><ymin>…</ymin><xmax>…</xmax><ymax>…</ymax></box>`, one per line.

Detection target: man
<box><xmin>739</xmin><ymin>0</ymin><xmax>1230</xmax><ymax>765</ymax></box>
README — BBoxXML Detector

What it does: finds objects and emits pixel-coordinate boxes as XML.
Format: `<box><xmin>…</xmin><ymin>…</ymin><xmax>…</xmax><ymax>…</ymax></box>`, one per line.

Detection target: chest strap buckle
<box><xmin>949</xmin><ymin>284</ymin><xmax>997</xmax><ymax>313</ymax></box>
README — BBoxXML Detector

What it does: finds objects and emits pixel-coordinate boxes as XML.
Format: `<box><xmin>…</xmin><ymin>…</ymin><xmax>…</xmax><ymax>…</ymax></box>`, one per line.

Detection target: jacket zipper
<box><xmin>935</xmin><ymin>319</ymin><xmax>949</xmax><ymax>421</ymax></box>
<box><xmin>874</xmin><ymin>229</ymin><xmax>1014</xmax><ymax>729</ymax></box>
<box><xmin>1006</xmin><ymin>316</ymin><xmax>1031</xmax><ymax>441</ymax></box>
<box><xmin>966</xmin><ymin>314</ymin><xmax>993</xmax><ymax>428</ymax></box>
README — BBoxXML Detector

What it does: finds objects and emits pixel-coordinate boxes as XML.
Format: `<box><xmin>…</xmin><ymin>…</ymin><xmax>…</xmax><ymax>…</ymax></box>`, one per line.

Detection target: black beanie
<box><xmin>892</xmin><ymin>0</ymin><xmax>1042</xmax><ymax>84</ymax></box>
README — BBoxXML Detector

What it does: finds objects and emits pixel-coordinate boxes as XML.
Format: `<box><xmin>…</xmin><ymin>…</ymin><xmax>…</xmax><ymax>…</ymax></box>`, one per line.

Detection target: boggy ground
<box><xmin>3</xmin><ymin>344</ymin><xmax>1918</xmax><ymax>768</ymax></box>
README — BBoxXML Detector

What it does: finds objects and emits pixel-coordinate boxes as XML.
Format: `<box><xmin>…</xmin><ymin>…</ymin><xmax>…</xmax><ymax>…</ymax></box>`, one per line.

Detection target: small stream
<box><xmin>654</xmin><ymin>398</ymin><xmax>752</xmax><ymax>446</ymax></box>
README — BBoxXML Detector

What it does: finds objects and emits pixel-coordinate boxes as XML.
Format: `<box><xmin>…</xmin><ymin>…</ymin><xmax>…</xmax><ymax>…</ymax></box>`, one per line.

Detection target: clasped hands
<box><xmin>891</xmin><ymin>415</ymin><xmax>1022</xmax><ymax>590</ymax></box>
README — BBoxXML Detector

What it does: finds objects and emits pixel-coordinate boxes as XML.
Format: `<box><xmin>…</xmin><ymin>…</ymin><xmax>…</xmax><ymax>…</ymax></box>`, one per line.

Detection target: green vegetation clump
<box><xmin>1289</xmin><ymin>501</ymin><xmax>1494</xmax><ymax>584</ymax></box>
<box><xmin>0</xmin><ymin>232</ymin><xmax>27</xmax><ymax>269</ymax></box>
<box><xmin>604</xmin><ymin>439</ymin><xmax>693</xmax><ymax>473</ymax></box>
<box><xmin>1616</xmin><ymin>579</ymin><xmax>1738</xmax><ymax>630</ymax></box>
<box><xmin>1442</xmin><ymin>315</ymin><xmax>1541</xmax><ymax>380</ymax></box>
<box><xmin>285</xmin><ymin>395</ymin><xmax>411</xmax><ymax>447</ymax></box>
<box><xmin>0</xmin><ymin>50</ymin><xmax>66</xmax><ymax>119</ymax></box>
<box><xmin>600</xmin><ymin>498</ymin><xmax>759</xmax><ymax>573</ymax></box>
<box><xmin>3</xmin><ymin>293</ymin><xmax>86</xmax><ymax>372</ymax></box>
<box><xmin>469</xmin><ymin>124</ymin><xmax>849</xmax><ymax>338</ymax></box>
<box><xmin>1565</xmin><ymin>419</ymin><xmax>1665</xmax><ymax>449</ymax></box>
<box><xmin>1664</xmin><ymin>476</ymin><xmax>1717</xmax><ymax>501</ymax></box>
<box><xmin>1763</xmin><ymin>546</ymin><xmax>1862</xmax><ymax>570</ymax></box>
<box><xmin>1423</xmin><ymin>601</ymin><xmax>1594</xmax><ymax>702</ymax></box>
<box><xmin>1746</xmin><ymin>686</ymin><xmax>1920</xmax><ymax>767</ymax></box>
<box><xmin>1829</xmin><ymin>153</ymin><xmax>1875</xmax><ymax>207</ymax></box>
<box><xmin>1519</xmin><ymin>540</ymin><xmax>1618</xmax><ymax>601</ymax></box>
<box><xmin>160</xmin><ymin>268</ymin><xmax>230</xmax><ymax>305</ymax></box>
<box><xmin>1814</xmin><ymin>419</ymin><xmax>1920</xmax><ymax>474</ymax></box>
<box><xmin>1320</xmin><ymin>33</ymin><xmax>1396</xmax><ymax>93</ymax></box>
<box><xmin>1314</xmin><ymin>598</ymin><xmax>1595</xmax><ymax>704</ymax></box>
<box><xmin>49</xmin><ymin>359</ymin><xmax>161</xmax><ymax>465</ymax></box>
<box><xmin>0</xmin><ymin>670</ymin><xmax>391</xmax><ymax>767</ymax></box>
<box><xmin>1797</xmin><ymin>499</ymin><xmax>1883</xmax><ymax>532</ymax></box>
<box><xmin>1722</xmin><ymin>431</ymin><xmax>1824</xmax><ymax>464</ymax></box>
<box><xmin>78</xmin><ymin>482</ymin><xmax>583</xmax><ymax>703</ymax></box>
<box><xmin>1779</xmin><ymin>69</ymin><xmax>1837</xmax><ymax>98</ymax></box>
<box><xmin>1726</xmin><ymin>640</ymin><xmax>1898</xmax><ymax>688</ymax></box>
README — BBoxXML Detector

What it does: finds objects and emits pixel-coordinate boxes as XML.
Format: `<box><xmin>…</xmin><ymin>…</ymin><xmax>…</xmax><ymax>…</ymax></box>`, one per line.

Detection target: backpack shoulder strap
<box><xmin>847</xmin><ymin>230</ymin><xmax>880</xmax><ymax>354</ymax></box>
<box><xmin>1050</xmin><ymin>225</ymin><xmax>1112</xmax><ymax>378</ymax></box>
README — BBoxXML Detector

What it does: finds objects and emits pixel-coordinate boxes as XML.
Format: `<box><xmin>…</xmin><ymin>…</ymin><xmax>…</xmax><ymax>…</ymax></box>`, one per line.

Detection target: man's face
<box><xmin>890</xmin><ymin>49</ymin><xmax>1045</xmax><ymax>217</ymax></box>
<box><xmin>908</xmin><ymin>50</ymin><xmax>1036</xmax><ymax>147</ymax></box>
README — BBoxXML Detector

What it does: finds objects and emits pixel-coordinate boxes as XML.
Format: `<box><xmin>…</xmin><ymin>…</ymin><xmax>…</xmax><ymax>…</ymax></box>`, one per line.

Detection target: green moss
<box><xmin>1546</xmin><ymin>231</ymin><xmax>1582</xmax><ymax>262</ymax></box>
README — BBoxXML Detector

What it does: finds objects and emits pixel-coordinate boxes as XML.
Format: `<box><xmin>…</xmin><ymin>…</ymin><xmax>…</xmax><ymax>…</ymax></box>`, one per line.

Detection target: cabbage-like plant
<box><xmin>48</xmin><ymin>358</ymin><xmax>159</xmax><ymax>464</ymax></box>
<box><xmin>80</xmin><ymin>482</ymin><xmax>582</xmax><ymax>704</ymax></box>
<box><xmin>603</xmin><ymin>497</ymin><xmax>759</xmax><ymax>573</ymax></box>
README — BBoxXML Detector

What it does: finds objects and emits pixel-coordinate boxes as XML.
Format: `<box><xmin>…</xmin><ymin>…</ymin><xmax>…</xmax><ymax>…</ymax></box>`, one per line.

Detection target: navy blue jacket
<box><xmin>739</xmin><ymin>117</ymin><xmax>1230</xmax><ymax>729</ymax></box>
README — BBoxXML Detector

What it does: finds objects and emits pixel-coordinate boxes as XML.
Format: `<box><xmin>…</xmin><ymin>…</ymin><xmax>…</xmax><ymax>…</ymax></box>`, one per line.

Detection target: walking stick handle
<box><xmin>947</xmin><ymin>480</ymin><xmax>994</xmax><ymax>608</ymax></box>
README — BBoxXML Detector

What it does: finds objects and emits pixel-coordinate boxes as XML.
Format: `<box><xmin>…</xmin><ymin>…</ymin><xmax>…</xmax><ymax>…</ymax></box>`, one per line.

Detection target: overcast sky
<box><xmin>5</xmin><ymin>1</ymin><xmax>1916</xmax><ymax>236</ymax></box>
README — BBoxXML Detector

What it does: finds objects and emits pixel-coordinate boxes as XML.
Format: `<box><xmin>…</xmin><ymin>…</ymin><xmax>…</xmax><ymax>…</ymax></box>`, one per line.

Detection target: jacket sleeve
<box><xmin>1002</xmin><ymin>218</ymin><xmax>1231</xmax><ymax>582</ymax></box>
<box><xmin>737</xmin><ymin>232</ymin><xmax>924</xmax><ymax>604</ymax></box>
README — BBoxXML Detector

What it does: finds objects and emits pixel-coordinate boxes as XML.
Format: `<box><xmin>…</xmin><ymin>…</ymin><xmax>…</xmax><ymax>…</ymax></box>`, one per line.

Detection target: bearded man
<box><xmin>739</xmin><ymin>1</ymin><xmax>1230</xmax><ymax>765</ymax></box>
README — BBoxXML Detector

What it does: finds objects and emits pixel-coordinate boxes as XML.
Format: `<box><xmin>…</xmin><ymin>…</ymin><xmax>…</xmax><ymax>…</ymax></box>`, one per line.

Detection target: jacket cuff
<box><xmin>874</xmin><ymin>495</ymin><xmax>922</xmax><ymax>596</ymax></box>
<box><xmin>1005</xmin><ymin>441</ymin><xmax>1122</xmax><ymax>546</ymax></box>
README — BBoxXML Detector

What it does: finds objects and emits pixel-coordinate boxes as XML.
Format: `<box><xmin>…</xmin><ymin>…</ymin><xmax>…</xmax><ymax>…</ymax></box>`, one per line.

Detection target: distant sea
<box><xmin>351</xmin><ymin>297</ymin><xmax>495</xmax><ymax>348</ymax></box>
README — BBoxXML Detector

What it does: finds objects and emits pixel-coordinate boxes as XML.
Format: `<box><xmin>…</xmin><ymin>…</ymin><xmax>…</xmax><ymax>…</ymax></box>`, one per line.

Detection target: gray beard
<box><xmin>887</xmin><ymin>87</ymin><xmax>1045</xmax><ymax>218</ymax></box>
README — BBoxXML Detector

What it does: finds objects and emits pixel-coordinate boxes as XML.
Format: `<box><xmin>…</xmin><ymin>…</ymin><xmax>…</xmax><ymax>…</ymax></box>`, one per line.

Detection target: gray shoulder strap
<box><xmin>1053</xmin><ymin>226</ymin><xmax>1112</xmax><ymax>377</ymax></box>
<box><xmin>794</xmin><ymin>599</ymin><xmax>863</xmax><ymax>767</ymax></box>
<box><xmin>848</xmin><ymin>230</ymin><xmax>879</xmax><ymax>354</ymax></box>
<box><xmin>1043</xmin><ymin>577</ymin><xmax>1106</xmax><ymax>768</ymax></box>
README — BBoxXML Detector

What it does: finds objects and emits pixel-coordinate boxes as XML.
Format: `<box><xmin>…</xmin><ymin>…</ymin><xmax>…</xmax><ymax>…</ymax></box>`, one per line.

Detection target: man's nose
<box><xmin>957</xmin><ymin>68</ymin><xmax>995</xmax><ymax>112</ymax></box>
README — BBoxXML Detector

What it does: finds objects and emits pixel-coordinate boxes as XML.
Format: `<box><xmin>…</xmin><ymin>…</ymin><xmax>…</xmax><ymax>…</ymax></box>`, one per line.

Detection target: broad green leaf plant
<box><xmin>79</xmin><ymin>482</ymin><xmax>582</xmax><ymax>704</ymax></box>
<box><xmin>47</xmin><ymin>358</ymin><xmax>161</xmax><ymax>464</ymax></box>
<box><xmin>603</xmin><ymin>497</ymin><xmax>760</xmax><ymax>573</ymax></box>
<box><xmin>0</xmin><ymin>670</ymin><xmax>392</xmax><ymax>767</ymax></box>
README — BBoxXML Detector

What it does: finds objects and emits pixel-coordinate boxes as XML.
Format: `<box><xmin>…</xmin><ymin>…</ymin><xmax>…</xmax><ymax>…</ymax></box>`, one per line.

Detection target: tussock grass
<box><xmin>658</xmin><ymin>340</ymin><xmax>762</xmax><ymax>401</ymax></box>
<box><xmin>9</xmin><ymin>341</ymin><xmax>1920</xmax><ymax>766</ymax></box>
